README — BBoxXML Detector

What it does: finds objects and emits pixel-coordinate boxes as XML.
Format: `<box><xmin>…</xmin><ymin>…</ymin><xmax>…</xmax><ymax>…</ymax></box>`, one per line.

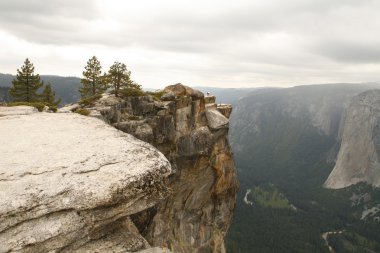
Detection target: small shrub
<box><xmin>127</xmin><ymin>115</ymin><xmax>141</xmax><ymax>120</ymax></box>
<box><xmin>146</xmin><ymin>90</ymin><xmax>165</xmax><ymax>101</ymax></box>
<box><xmin>48</xmin><ymin>105</ymin><xmax>58</xmax><ymax>112</ymax></box>
<box><xmin>79</xmin><ymin>94</ymin><xmax>102</xmax><ymax>106</ymax></box>
<box><xmin>75</xmin><ymin>108</ymin><xmax>91</xmax><ymax>116</ymax></box>
<box><xmin>119</xmin><ymin>88</ymin><xmax>146</xmax><ymax>97</ymax></box>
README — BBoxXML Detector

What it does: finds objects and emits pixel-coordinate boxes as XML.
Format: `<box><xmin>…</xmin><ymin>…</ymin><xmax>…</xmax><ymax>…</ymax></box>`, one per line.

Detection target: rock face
<box><xmin>0</xmin><ymin>109</ymin><xmax>172</xmax><ymax>252</ymax></box>
<box><xmin>230</xmin><ymin>84</ymin><xmax>380</xmax><ymax>154</ymax></box>
<box><xmin>84</xmin><ymin>84</ymin><xmax>239</xmax><ymax>253</ymax></box>
<box><xmin>325</xmin><ymin>90</ymin><xmax>380</xmax><ymax>188</ymax></box>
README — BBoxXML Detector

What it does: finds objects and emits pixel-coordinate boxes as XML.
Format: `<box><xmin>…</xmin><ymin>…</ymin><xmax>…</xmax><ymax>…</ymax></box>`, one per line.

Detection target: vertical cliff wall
<box><xmin>83</xmin><ymin>84</ymin><xmax>239</xmax><ymax>253</ymax></box>
<box><xmin>325</xmin><ymin>90</ymin><xmax>380</xmax><ymax>188</ymax></box>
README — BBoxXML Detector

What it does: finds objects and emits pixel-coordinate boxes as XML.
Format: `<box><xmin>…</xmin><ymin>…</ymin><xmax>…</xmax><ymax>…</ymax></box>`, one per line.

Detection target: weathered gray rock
<box><xmin>0</xmin><ymin>110</ymin><xmax>171</xmax><ymax>252</ymax></box>
<box><xmin>163</xmin><ymin>83</ymin><xmax>187</xmax><ymax>96</ymax></box>
<box><xmin>160</xmin><ymin>92</ymin><xmax>176</xmax><ymax>101</ymax></box>
<box><xmin>217</xmin><ymin>104</ymin><xmax>233</xmax><ymax>119</ymax></box>
<box><xmin>115</xmin><ymin>120</ymin><xmax>154</xmax><ymax>144</ymax></box>
<box><xmin>325</xmin><ymin>90</ymin><xmax>380</xmax><ymax>188</ymax></box>
<box><xmin>135</xmin><ymin>247</ymin><xmax>172</xmax><ymax>253</ymax></box>
<box><xmin>206</xmin><ymin>108</ymin><xmax>229</xmax><ymax>130</ymax></box>
<box><xmin>163</xmin><ymin>83</ymin><xmax>204</xmax><ymax>100</ymax></box>
<box><xmin>205</xmin><ymin>96</ymin><xmax>216</xmax><ymax>104</ymax></box>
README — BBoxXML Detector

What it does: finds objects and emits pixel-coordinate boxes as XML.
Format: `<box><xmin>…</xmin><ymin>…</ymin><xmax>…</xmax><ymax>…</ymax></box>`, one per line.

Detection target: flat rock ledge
<box><xmin>0</xmin><ymin>107</ymin><xmax>172</xmax><ymax>253</ymax></box>
<box><xmin>0</xmin><ymin>106</ymin><xmax>38</xmax><ymax>116</ymax></box>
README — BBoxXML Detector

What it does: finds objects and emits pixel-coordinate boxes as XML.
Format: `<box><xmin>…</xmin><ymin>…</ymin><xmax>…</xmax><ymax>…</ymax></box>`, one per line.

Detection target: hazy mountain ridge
<box><xmin>0</xmin><ymin>73</ymin><xmax>81</xmax><ymax>105</ymax></box>
<box><xmin>194</xmin><ymin>86</ymin><xmax>258</xmax><ymax>105</ymax></box>
<box><xmin>227</xmin><ymin>83</ymin><xmax>380</xmax><ymax>253</ymax></box>
<box><xmin>232</xmin><ymin>83</ymin><xmax>380</xmax><ymax>138</ymax></box>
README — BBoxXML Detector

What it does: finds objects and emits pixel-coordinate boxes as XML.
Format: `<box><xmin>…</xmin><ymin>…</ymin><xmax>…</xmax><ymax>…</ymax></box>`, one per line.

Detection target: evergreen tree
<box><xmin>108</xmin><ymin>61</ymin><xmax>141</xmax><ymax>97</ymax></box>
<box><xmin>79</xmin><ymin>56</ymin><xmax>107</xmax><ymax>98</ymax></box>
<box><xmin>40</xmin><ymin>83</ymin><xmax>61</xmax><ymax>106</ymax></box>
<box><xmin>9</xmin><ymin>58</ymin><xmax>43</xmax><ymax>102</ymax></box>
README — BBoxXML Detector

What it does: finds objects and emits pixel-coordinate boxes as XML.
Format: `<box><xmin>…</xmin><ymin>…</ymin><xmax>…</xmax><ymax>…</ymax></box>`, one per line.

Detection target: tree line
<box><xmin>79</xmin><ymin>56</ymin><xmax>141</xmax><ymax>99</ymax></box>
<box><xmin>8</xmin><ymin>56</ymin><xmax>141</xmax><ymax>105</ymax></box>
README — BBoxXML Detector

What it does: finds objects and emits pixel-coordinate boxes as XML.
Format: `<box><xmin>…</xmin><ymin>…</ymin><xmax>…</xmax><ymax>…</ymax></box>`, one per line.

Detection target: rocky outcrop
<box><xmin>83</xmin><ymin>84</ymin><xmax>238</xmax><ymax>253</ymax></box>
<box><xmin>325</xmin><ymin>90</ymin><xmax>380</xmax><ymax>188</ymax></box>
<box><xmin>0</xmin><ymin>108</ymin><xmax>172</xmax><ymax>252</ymax></box>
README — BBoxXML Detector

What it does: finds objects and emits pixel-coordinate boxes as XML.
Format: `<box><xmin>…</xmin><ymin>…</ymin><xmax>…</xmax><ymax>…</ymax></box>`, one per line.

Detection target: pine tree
<box><xmin>79</xmin><ymin>56</ymin><xmax>107</xmax><ymax>98</ymax></box>
<box><xmin>108</xmin><ymin>61</ymin><xmax>141</xmax><ymax>97</ymax></box>
<box><xmin>40</xmin><ymin>83</ymin><xmax>61</xmax><ymax>106</ymax></box>
<box><xmin>9</xmin><ymin>58</ymin><xmax>43</xmax><ymax>102</ymax></box>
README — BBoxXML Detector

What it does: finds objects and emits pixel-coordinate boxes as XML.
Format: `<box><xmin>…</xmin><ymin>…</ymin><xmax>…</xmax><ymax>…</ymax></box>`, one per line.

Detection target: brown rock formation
<box><xmin>83</xmin><ymin>83</ymin><xmax>239</xmax><ymax>252</ymax></box>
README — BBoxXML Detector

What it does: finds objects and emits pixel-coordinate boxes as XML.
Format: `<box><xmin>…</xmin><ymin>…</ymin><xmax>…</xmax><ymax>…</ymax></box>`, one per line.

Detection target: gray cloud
<box><xmin>0</xmin><ymin>0</ymin><xmax>380</xmax><ymax>87</ymax></box>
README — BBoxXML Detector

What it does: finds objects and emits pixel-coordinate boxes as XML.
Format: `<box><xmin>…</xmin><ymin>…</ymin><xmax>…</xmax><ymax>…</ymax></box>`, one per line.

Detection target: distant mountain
<box><xmin>226</xmin><ymin>83</ymin><xmax>380</xmax><ymax>253</ymax></box>
<box><xmin>0</xmin><ymin>87</ymin><xmax>10</xmax><ymax>103</ymax></box>
<box><xmin>195</xmin><ymin>86</ymin><xmax>259</xmax><ymax>105</ymax></box>
<box><xmin>0</xmin><ymin>73</ymin><xmax>81</xmax><ymax>106</ymax></box>
<box><xmin>1</xmin><ymin>75</ymin><xmax>259</xmax><ymax>107</ymax></box>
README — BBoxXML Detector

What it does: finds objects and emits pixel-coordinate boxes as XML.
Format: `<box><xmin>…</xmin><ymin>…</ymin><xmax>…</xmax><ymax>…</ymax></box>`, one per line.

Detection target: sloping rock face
<box><xmin>0</xmin><ymin>109</ymin><xmax>172</xmax><ymax>252</ymax></box>
<box><xmin>85</xmin><ymin>84</ymin><xmax>239</xmax><ymax>253</ymax></box>
<box><xmin>325</xmin><ymin>90</ymin><xmax>380</xmax><ymax>188</ymax></box>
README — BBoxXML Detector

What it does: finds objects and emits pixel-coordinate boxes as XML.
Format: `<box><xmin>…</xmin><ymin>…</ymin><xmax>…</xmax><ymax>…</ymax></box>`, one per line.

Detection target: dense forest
<box><xmin>226</xmin><ymin>106</ymin><xmax>380</xmax><ymax>253</ymax></box>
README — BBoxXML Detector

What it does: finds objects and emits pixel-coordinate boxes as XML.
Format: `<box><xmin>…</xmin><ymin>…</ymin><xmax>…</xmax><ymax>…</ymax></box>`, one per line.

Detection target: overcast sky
<box><xmin>1</xmin><ymin>0</ymin><xmax>380</xmax><ymax>88</ymax></box>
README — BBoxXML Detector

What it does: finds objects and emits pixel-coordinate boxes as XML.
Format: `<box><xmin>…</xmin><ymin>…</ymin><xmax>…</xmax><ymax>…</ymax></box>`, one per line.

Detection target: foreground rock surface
<box><xmin>83</xmin><ymin>84</ymin><xmax>238</xmax><ymax>253</ymax></box>
<box><xmin>0</xmin><ymin>109</ymin><xmax>171</xmax><ymax>252</ymax></box>
<box><xmin>0</xmin><ymin>105</ymin><xmax>38</xmax><ymax>116</ymax></box>
<box><xmin>325</xmin><ymin>90</ymin><xmax>380</xmax><ymax>188</ymax></box>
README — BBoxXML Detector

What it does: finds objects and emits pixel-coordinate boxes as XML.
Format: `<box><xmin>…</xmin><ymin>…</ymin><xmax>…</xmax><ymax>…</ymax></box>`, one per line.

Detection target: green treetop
<box><xmin>79</xmin><ymin>56</ymin><xmax>107</xmax><ymax>98</ymax></box>
<box><xmin>40</xmin><ymin>83</ymin><xmax>61</xmax><ymax>106</ymax></box>
<box><xmin>108</xmin><ymin>61</ymin><xmax>141</xmax><ymax>97</ymax></box>
<box><xmin>9</xmin><ymin>58</ymin><xmax>43</xmax><ymax>102</ymax></box>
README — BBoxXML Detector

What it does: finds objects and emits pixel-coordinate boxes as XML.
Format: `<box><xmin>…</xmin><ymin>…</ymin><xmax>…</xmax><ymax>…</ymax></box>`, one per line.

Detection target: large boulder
<box><xmin>0</xmin><ymin>109</ymin><xmax>171</xmax><ymax>252</ymax></box>
<box><xmin>162</xmin><ymin>83</ymin><xmax>204</xmax><ymax>100</ymax></box>
<box><xmin>206</xmin><ymin>108</ymin><xmax>229</xmax><ymax>130</ymax></box>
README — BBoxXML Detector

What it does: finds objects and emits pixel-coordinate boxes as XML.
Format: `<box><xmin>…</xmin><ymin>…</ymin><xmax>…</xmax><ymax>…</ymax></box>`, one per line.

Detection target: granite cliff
<box><xmin>75</xmin><ymin>84</ymin><xmax>239</xmax><ymax>253</ymax></box>
<box><xmin>0</xmin><ymin>84</ymin><xmax>238</xmax><ymax>253</ymax></box>
<box><xmin>325</xmin><ymin>90</ymin><xmax>380</xmax><ymax>188</ymax></box>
